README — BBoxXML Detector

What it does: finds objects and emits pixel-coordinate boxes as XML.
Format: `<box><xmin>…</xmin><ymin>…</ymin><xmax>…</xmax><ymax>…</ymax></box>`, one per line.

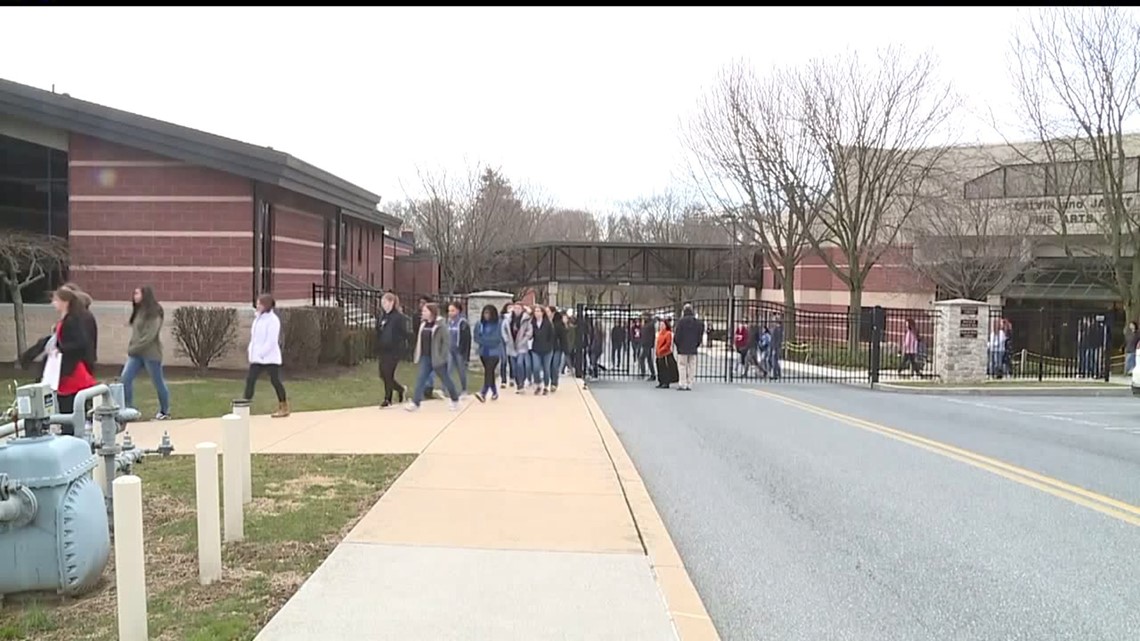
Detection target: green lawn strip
<box><xmin>0</xmin><ymin>453</ymin><xmax>414</xmax><ymax>641</ymax></box>
<box><xmin>2</xmin><ymin>360</ymin><xmax>485</xmax><ymax>420</ymax></box>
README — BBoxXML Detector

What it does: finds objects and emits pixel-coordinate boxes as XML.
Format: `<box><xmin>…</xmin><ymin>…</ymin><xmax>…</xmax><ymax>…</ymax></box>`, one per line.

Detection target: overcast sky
<box><xmin>2</xmin><ymin>7</ymin><xmax>1132</xmax><ymax>213</ymax></box>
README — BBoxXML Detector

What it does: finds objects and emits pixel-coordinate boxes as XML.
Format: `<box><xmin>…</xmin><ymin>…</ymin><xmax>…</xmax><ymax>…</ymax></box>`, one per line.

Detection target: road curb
<box><xmin>577</xmin><ymin>380</ymin><xmax>722</xmax><ymax>641</ymax></box>
<box><xmin>870</xmin><ymin>382</ymin><xmax>1132</xmax><ymax>397</ymax></box>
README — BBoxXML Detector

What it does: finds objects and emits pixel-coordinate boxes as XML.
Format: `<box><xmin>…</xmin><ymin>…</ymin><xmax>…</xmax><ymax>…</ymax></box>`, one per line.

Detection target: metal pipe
<box><xmin>48</xmin><ymin>383</ymin><xmax>109</xmax><ymax>436</ymax></box>
<box><xmin>0</xmin><ymin>419</ymin><xmax>22</xmax><ymax>439</ymax></box>
<box><xmin>0</xmin><ymin>496</ymin><xmax>22</xmax><ymax>521</ymax></box>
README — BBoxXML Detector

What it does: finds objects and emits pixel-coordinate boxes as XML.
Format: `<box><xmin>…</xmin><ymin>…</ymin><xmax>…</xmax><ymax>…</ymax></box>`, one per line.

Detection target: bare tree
<box><xmin>686</xmin><ymin>61</ymin><xmax>827</xmax><ymax>334</ymax></box>
<box><xmin>795</xmin><ymin>48</ymin><xmax>956</xmax><ymax>347</ymax></box>
<box><xmin>905</xmin><ymin>169</ymin><xmax>1035</xmax><ymax>300</ymax></box>
<box><xmin>404</xmin><ymin>165</ymin><xmax>538</xmax><ymax>293</ymax></box>
<box><xmin>0</xmin><ymin>231</ymin><xmax>68</xmax><ymax>362</ymax></box>
<box><xmin>535</xmin><ymin>208</ymin><xmax>602</xmax><ymax>242</ymax></box>
<box><xmin>1009</xmin><ymin>6</ymin><xmax>1140</xmax><ymax>318</ymax></box>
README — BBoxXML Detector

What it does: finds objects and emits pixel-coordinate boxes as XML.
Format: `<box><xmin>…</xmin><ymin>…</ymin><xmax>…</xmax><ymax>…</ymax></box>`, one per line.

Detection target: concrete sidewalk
<box><xmin>252</xmin><ymin>381</ymin><xmax>719</xmax><ymax>641</ymax></box>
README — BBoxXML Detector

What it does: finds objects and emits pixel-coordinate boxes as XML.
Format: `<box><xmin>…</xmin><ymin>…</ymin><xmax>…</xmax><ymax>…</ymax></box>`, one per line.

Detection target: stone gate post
<box><xmin>464</xmin><ymin>290</ymin><xmax>515</xmax><ymax>360</ymax></box>
<box><xmin>932</xmin><ymin>298</ymin><xmax>990</xmax><ymax>385</ymax></box>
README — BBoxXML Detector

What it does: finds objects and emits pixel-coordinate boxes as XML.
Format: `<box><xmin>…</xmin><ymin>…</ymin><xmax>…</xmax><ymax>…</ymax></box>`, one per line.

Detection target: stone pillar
<box><xmin>464</xmin><ymin>290</ymin><xmax>515</xmax><ymax>360</ymax></box>
<box><xmin>933</xmin><ymin>298</ymin><xmax>990</xmax><ymax>385</ymax></box>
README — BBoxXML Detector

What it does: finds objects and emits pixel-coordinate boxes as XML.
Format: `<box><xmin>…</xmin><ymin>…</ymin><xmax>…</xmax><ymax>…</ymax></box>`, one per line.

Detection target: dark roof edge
<box><xmin>0</xmin><ymin>77</ymin><xmax>401</xmax><ymax>228</ymax></box>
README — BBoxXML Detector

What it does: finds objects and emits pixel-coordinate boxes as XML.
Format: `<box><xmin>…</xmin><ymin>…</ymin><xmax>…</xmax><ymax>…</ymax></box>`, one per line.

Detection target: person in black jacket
<box><xmin>610</xmin><ymin>322</ymin><xmax>627</xmax><ymax>369</ymax></box>
<box><xmin>638</xmin><ymin>313</ymin><xmax>656</xmax><ymax>380</ymax></box>
<box><xmin>375</xmin><ymin>292</ymin><xmax>410</xmax><ymax>407</ymax></box>
<box><xmin>530</xmin><ymin>305</ymin><xmax>556</xmax><ymax>395</ymax></box>
<box><xmin>550</xmin><ymin>308</ymin><xmax>568</xmax><ymax>391</ymax></box>
<box><xmin>62</xmin><ymin>282</ymin><xmax>98</xmax><ymax>365</ymax></box>
<box><xmin>673</xmin><ymin>304</ymin><xmax>705</xmax><ymax>391</ymax></box>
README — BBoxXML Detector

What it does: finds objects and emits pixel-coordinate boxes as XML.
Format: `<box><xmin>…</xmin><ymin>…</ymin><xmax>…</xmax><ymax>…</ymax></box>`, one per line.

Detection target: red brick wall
<box><xmin>67</xmin><ymin>134</ymin><xmax>253</xmax><ymax>303</ymax></box>
<box><xmin>382</xmin><ymin>236</ymin><xmax>414</xmax><ymax>290</ymax></box>
<box><xmin>259</xmin><ymin>186</ymin><xmax>331</xmax><ymax>303</ymax></box>
<box><xmin>393</xmin><ymin>255</ymin><xmax>439</xmax><ymax>296</ymax></box>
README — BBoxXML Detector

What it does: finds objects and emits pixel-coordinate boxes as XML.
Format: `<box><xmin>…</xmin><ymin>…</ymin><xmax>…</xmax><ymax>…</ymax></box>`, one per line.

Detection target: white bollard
<box><xmin>194</xmin><ymin>442</ymin><xmax>223</xmax><ymax>585</ymax></box>
<box><xmin>92</xmin><ymin>460</ymin><xmax>107</xmax><ymax>496</ymax></box>
<box><xmin>221</xmin><ymin>414</ymin><xmax>244</xmax><ymax>542</ymax></box>
<box><xmin>113</xmin><ymin>475</ymin><xmax>149</xmax><ymax>641</ymax></box>
<box><xmin>231</xmin><ymin>401</ymin><xmax>252</xmax><ymax>505</ymax></box>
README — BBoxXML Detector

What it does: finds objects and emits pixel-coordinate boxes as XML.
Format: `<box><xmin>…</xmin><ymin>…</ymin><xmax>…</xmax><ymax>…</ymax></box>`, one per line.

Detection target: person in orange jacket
<box><xmin>654</xmin><ymin>319</ymin><xmax>679</xmax><ymax>389</ymax></box>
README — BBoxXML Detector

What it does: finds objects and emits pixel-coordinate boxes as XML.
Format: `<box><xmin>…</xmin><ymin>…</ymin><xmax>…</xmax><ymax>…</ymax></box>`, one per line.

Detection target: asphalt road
<box><xmin>589</xmin><ymin>382</ymin><xmax>1140</xmax><ymax>641</ymax></box>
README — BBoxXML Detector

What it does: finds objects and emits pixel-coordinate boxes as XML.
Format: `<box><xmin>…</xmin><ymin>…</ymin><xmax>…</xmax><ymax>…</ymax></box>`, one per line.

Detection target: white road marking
<box><xmin>940</xmin><ymin>398</ymin><xmax>1134</xmax><ymax>428</ymax></box>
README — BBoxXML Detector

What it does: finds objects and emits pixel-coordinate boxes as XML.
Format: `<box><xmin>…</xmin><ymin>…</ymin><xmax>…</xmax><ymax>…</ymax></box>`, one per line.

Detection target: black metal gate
<box><xmin>574</xmin><ymin>298</ymin><xmax>938</xmax><ymax>385</ymax></box>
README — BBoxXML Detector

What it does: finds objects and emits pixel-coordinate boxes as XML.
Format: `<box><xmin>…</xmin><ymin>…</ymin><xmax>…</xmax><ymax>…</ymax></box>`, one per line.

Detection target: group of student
<box><xmin>371</xmin><ymin>294</ymin><xmax>578</xmax><ymax>411</ymax></box>
<box><xmin>579</xmin><ymin>304</ymin><xmax>707</xmax><ymax>390</ymax></box>
<box><xmin>20</xmin><ymin>284</ymin><xmax>297</xmax><ymax>428</ymax></box>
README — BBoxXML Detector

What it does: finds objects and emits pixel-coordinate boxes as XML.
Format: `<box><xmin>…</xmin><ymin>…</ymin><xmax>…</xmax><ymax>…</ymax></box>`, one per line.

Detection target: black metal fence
<box><xmin>573</xmin><ymin>298</ymin><xmax>938</xmax><ymax>385</ymax></box>
<box><xmin>986</xmin><ymin>307</ymin><xmax>1118</xmax><ymax>381</ymax></box>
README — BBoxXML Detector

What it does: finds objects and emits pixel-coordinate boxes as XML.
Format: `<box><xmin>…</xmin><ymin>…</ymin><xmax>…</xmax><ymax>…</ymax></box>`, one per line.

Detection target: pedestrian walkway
<box><xmin>126</xmin><ymin>404</ymin><xmax>454</xmax><ymax>455</ymax></box>
<box><xmin>248</xmin><ymin>381</ymin><xmax>718</xmax><ymax>640</ymax></box>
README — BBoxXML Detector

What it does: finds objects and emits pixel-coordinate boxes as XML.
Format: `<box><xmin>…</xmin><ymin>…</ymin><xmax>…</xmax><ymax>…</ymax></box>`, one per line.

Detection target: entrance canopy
<box><xmin>488</xmin><ymin>241</ymin><xmax>759</xmax><ymax>288</ymax></box>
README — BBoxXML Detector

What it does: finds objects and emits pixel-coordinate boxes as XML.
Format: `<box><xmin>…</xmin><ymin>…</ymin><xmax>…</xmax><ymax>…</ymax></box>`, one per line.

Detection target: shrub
<box><xmin>311</xmin><ymin>306</ymin><xmax>347</xmax><ymax>364</ymax></box>
<box><xmin>340</xmin><ymin>328</ymin><xmax>373</xmax><ymax>367</ymax></box>
<box><xmin>278</xmin><ymin>307</ymin><xmax>321</xmax><ymax>372</ymax></box>
<box><xmin>171</xmin><ymin>306</ymin><xmax>238</xmax><ymax>371</ymax></box>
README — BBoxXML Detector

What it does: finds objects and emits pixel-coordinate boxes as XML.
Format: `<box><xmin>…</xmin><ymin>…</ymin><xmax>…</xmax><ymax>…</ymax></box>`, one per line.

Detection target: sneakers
<box><xmin>516</xmin><ymin>387</ymin><xmax>526</xmax><ymax>395</ymax></box>
<box><xmin>448</xmin><ymin>400</ymin><xmax>460</xmax><ymax>411</ymax></box>
<box><xmin>491</xmin><ymin>393</ymin><xmax>499</xmax><ymax>401</ymax></box>
<box><xmin>155</xmin><ymin>412</ymin><xmax>171</xmax><ymax>421</ymax></box>
<box><xmin>541</xmin><ymin>387</ymin><xmax>549</xmax><ymax>396</ymax></box>
<box><xmin>475</xmin><ymin>393</ymin><xmax>486</xmax><ymax>403</ymax></box>
<box><xmin>404</xmin><ymin>402</ymin><xmax>420</xmax><ymax>412</ymax></box>
<box><xmin>379</xmin><ymin>400</ymin><xmax>392</xmax><ymax>409</ymax></box>
<box><xmin>534</xmin><ymin>386</ymin><xmax>542</xmax><ymax>396</ymax></box>
<box><xmin>550</xmin><ymin>386</ymin><xmax>557</xmax><ymax>393</ymax></box>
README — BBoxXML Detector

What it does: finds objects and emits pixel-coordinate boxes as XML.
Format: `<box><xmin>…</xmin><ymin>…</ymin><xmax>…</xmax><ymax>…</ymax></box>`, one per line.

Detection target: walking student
<box><xmin>655</xmin><ymin>319</ymin><xmax>679</xmax><ymax>389</ymax></box>
<box><xmin>530</xmin><ymin>305</ymin><xmax>556</xmax><ymax>395</ymax></box>
<box><xmin>375</xmin><ymin>292</ymin><xmax>409</xmax><ymax>408</ymax></box>
<box><xmin>243</xmin><ymin>293</ymin><xmax>290</xmax><ymax>418</ymax></box>
<box><xmin>1125</xmin><ymin>321</ymin><xmax>1139</xmax><ymax>375</ymax></box>
<box><xmin>446</xmin><ymin>301</ymin><xmax>471</xmax><ymax>396</ymax></box>
<box><xmin>121</xmin><ymin>285</ymin><xmax>171</xmax><ymax>419</ymax></box>
<box><xmin>899</xmin><ymin>318</ymin><xmax>922</xmax><ymax>377</ymax></box>
<box><xmin>499</xmin><ymin>302</ymin><xmax>513</xmax><ymax>387</ymax></box>
<box><xmin>673</xmin><ymin>303</ymin><xmax>704</xmax><ymax>391</ymax></box>
<box><xmin>62</xmin><ymin>282</ymin><xmax>99</xmax><ymax>366</ymax></box>
<box><xmin>551</xmin><ymin>308</ymin><xmax>567</xmax><ymax>391</ymax></box>
<box><xmin>638</xmin><ymin>313</ymin><xmax>657</xmax><ymax>380</ymax></box>
<box><xmin>473</xmin><ymin>304</ymin><xmax>503</xmax><ymax>402</ymax></box>
<box><xmin>51</xmin><ymin>286</ymin><xmax>97</xmax><ymax>433</ymax></box>
<box><xmin>502</xmin><ymin>303</ymin><xmax>533</xmax><ymax>392</ymax></box>
<box><xmin>406</xmin><ymin>302</ymin><xmax>461</xmax><ymax>411</ymax></box>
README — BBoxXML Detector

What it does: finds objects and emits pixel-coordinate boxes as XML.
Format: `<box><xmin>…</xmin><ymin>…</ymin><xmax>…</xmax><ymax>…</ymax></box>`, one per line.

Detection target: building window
<box><xmin>322</xmin><ymin>218</ymin><xmax>333</xmax><ymax>288</ymax></box>
<box><xmin>340</xmin><ymin>221</ymin><xmax>348</xmax><ymax>260</ymax></box>
<box><xmin>255</xmin><ymin>201</ymin><xmax>275</xmax><ymax>294</ymax></box>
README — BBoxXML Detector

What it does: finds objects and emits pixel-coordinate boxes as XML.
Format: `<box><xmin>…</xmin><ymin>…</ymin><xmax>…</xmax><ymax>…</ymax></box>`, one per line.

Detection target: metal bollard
<box><xmin>231</xmin><ymin>399</ymin><xmax>252</xmax><ymax>505</ymax></box>
<box><xmin>194</xmin><ymin>443</ymin><xmax>222</xmax><ymax>585</ymax></box>
<box><xmin>221</xmin><ymin>414</ymin><xmax>244</xmax><ymax>542</ymax></box>
<box><xmin>113</xmin><ymin>476</ymin><xmax>149</xmax><ymax>641</ymax></box>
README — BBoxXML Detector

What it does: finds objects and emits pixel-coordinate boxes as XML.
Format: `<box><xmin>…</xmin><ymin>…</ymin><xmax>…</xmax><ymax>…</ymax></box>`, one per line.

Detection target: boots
<box><xmin>271</xmin><ymin>401</ymin><xmax>291</xmax><ymax>418</ymax></box>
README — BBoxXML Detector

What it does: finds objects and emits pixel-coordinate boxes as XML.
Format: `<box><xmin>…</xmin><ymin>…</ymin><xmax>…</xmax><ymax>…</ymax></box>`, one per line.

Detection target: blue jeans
<box><xmin>447</xmin><ymin>348</ymin><xmax>468</xmax><ymax>392</ymax></box>
<box><xmin>512</xmin><ymin>353</ymin><xmax>530</xmax><ymax>387</ymax></box>
<box><xmin>1127</xmin><ymin>352</ymin><xmax>1136</xmax><ymax>375</ymax></box>
<box><xmin>500</xmin><ymin>351</ymin><xmax>510</xmax><ymax>382</ymax></box>
<box><xmin>121</xmin><ymin>356</ymin><xmax>170</xmax><ymax>414</ymax></box>
<box><xmin>530</xmin><ymin>351</ymin><xmax>553</xmax><ymax>387</ymax></box>
<box><xmin>412</xmin><ymin>356</ymin><xmax>458</xmax><ymax>405</ymax></box>
<box><xmin>550</xmin><ymin>351</ymin><xmax>563</xmax><ymax>387</ymax></box>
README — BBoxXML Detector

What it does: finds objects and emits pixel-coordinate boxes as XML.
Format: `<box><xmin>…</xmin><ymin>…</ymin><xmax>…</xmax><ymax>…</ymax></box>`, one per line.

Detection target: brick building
<box><xmin>0</xmin><ymin>77</ymin><xmax>414</xmax><ymax>366</ymax></box>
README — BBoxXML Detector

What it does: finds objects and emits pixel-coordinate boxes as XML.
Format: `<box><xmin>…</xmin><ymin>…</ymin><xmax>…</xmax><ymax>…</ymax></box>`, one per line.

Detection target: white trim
<box><xmin>273</xmin><ymin>268</ymin><xmax>324</xmax><ymax>276</ymax></box>
<box><xmin>69</xmin><ymin>195</ymin><xmax>252</xmax><ymax>203</ymax></box>
<box><xmin>70</xmin><ymin>230</ymin><xmax>253</xmax><ymax>238</ymax></box>
<box><xmin>71</xmin><ymin>265</ymin><xmax>253</xmax><ymax>273</ymax></box>
<box><xmin>274</xmin><ymin>235</ymin><xmax>324</xmax><ymax>249</ymax></box>
<box><xmin>69</xmin><ymin>160</ymin><xmax>187</xmax><ymax>168</ymax></box>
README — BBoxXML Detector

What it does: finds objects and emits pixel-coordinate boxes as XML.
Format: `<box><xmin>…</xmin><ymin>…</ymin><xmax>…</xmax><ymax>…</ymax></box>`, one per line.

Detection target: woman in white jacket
<box><xmin>243</xmin><ymin>293</ymin><xmax>290</xmax><ymax>418</ymax></box>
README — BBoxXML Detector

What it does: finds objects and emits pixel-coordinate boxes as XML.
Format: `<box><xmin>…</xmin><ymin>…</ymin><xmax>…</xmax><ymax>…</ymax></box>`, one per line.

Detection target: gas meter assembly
<box><xmin>0</xmin><ymin>381</ymin><xmax>175</xmax><ymax>598</ymax></box>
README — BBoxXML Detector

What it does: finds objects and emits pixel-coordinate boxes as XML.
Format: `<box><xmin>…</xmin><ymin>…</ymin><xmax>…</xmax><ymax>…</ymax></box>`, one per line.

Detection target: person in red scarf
<box><xmin>52</xmin><ymin>286</ymin><xmax>97</xmax><ymax>434</ymax></box>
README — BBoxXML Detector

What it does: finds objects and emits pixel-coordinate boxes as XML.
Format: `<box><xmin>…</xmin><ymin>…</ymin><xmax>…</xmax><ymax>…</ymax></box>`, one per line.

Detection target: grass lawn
<box><xmin>0</xmin><ymin>453</ymin><xmax>414</xmax><ymax>641</ymax></box>
<box><xmin>1</xmin><ymin>359</ymin><xmax>485</xmax><ymax>420</ymax></box>
<box><xmin>884</xmin><ymin>379</ymin><xmax>1122</xmax><ymax>388</ymax></box>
